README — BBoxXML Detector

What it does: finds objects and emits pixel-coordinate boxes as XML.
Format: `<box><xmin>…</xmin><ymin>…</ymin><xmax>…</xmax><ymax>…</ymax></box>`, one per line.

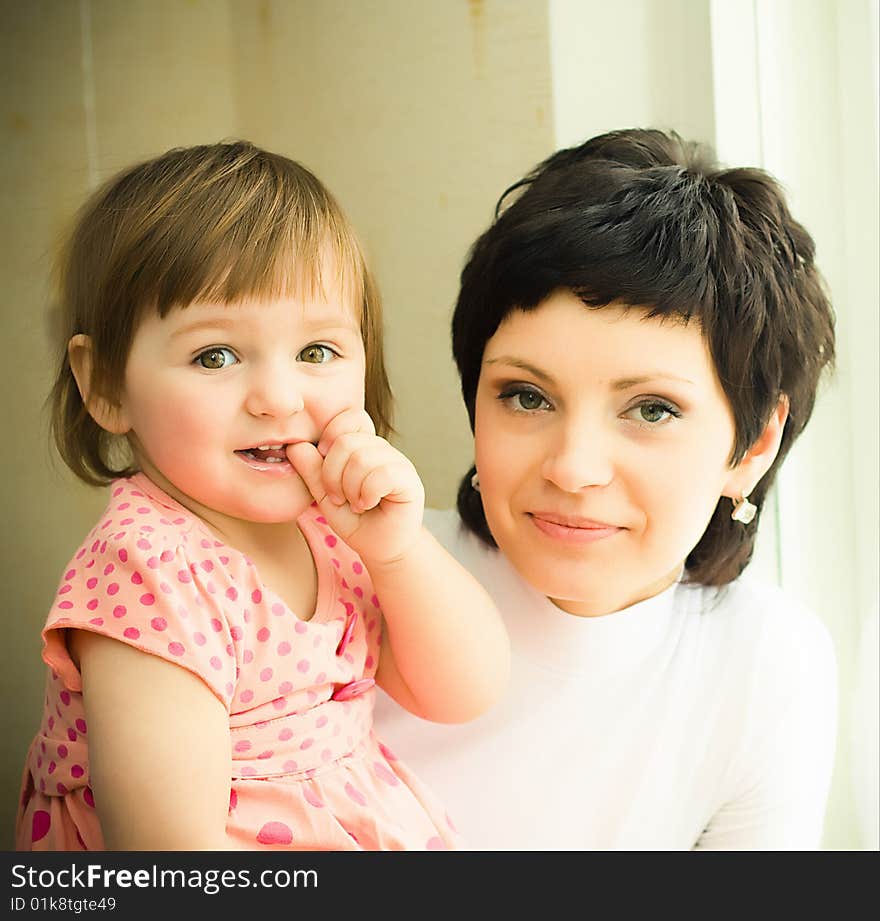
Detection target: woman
<box><xmin>374</xmin><ymin>128</ymin><xmax>837</xmax><ymax>850</ymax></box>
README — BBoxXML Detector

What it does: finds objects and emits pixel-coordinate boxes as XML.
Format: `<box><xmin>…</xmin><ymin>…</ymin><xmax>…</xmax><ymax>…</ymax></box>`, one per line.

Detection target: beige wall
<box><xmin>1</xmin><ymin>0</ymin><xmax>553</xmax><ymax>848</ymax></box>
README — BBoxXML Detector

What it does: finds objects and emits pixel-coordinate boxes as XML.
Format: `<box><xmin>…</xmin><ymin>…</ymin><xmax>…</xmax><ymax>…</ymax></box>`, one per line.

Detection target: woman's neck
<box><xmin>547</xmin><ymin>563</ymin><xmax>683</xmax><ymax>618</ymax></box>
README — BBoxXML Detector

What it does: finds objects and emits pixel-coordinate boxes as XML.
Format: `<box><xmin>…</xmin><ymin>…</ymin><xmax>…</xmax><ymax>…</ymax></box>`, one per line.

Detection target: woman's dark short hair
<box><xmin>453</xmin><ymin>128</ymin><xmax>835</xmax><ymax>586</ymax></box>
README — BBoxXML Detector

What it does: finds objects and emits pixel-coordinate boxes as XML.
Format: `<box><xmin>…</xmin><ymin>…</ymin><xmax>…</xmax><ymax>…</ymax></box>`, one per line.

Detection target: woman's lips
<box><xmin>528</xmin><ymin>512</ymin><xmax>622</xmax><ymax>544</ymax></box>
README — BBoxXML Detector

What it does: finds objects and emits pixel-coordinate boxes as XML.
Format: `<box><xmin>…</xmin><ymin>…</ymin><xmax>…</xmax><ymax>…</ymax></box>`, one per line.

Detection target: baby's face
<box><xmin>114</xmin><ymin>277</ymin><xmax>366</xmax><ymax>534</ymax></box>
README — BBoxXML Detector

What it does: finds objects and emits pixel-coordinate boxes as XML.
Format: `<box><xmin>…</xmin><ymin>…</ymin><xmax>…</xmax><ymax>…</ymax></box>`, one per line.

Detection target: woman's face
<box><xmin>474</xmin><ymin>289</ymin><xmax>743</xmax><ymax>617</ymax></box>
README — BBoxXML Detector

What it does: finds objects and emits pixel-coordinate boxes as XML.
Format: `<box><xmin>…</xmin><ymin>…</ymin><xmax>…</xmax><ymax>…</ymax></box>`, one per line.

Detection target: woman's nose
<box><xmin>244</xmin><ymin>363</ymin><xmax>306</xmax><ymax>418</ymax></box>
<box><xmin>541</xmin><ymin>422</ymin><xmax>614</xmax><ymax>493</ymax></box>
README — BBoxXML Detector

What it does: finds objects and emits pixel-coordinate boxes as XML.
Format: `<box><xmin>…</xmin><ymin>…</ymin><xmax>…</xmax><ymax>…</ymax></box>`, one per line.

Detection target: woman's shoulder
<box><xmin>688</xmin><ymin>574</ymin><xmax>836</xmax><ymax>680</ymax></box>
<box><xmin>707</xmin><ymin>574</ymin><xmax>829</xmax><ymax>631</ymax></box>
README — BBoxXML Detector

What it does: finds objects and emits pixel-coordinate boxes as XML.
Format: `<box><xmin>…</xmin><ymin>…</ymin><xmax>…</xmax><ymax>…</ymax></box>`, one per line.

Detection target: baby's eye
<box><xmin>626</xmin><ymin>400</ymin><xmax>681</xmax><ymax>425</ymax></box>
<box><xmin>195</xmin><ymin>347</ymin><xmax>237</xmax><ymax>370</ymax></box>
<box><xmin>498</xmin><ymin>386</ymin><xmax>552</xmax><ymax>413</ymax></box>
<box><xmin>297</xmin><ymin>344</ymin><xmax>338</xmax><ymax>364</ymax></box>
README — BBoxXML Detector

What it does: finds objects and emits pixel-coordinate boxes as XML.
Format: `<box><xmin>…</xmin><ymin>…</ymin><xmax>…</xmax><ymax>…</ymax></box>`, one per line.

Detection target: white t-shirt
<box><xmin>373</xmin><ymin>509</ymin><xmax>838</xmax><ymax>850</ymax></box>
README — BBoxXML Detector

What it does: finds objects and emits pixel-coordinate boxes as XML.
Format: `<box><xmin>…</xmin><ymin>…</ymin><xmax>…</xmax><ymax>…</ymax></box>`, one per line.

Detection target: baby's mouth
<box><xmin>235</xmin><ymin>444</ymin><xmax>290</xmax><ymax>464</ymax></box>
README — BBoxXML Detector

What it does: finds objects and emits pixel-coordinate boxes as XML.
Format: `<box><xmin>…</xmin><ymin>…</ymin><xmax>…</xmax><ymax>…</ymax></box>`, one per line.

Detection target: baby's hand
<box><xmin>287</xmin><ymin>409</ymin><xmax>425</xmax><ymax>567</ymax></box>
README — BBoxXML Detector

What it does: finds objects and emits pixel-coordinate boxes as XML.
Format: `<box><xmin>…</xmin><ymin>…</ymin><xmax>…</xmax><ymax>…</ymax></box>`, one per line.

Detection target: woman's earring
<box><xmin>471</xmin><ymin>472</ymin><xmax>481</xmax><ymax>493</ymax></box>
<box><xmin>730</xmin><ymin>491</ymin><xmax>757</xmax><ymax>524</ymax></box>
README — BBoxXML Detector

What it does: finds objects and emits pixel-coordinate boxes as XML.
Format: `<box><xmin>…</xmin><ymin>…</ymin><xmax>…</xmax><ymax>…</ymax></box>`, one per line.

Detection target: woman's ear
<box><xmin>68</xmin><ymin>334</ymin><xmax>131</xmax><ymax>435</ymax></box>
<box><xmin>723</xmin><ymin>396</ymin><xmax>789</xmax><ymax>500</ymax></box>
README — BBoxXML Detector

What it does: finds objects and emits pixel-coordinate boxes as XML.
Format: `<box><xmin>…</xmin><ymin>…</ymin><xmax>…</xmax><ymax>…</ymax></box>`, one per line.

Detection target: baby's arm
<box><xmin>368</xmin><ymin>528</ymin><xmax>509</xmax><ymax>723</ymax></box>
<box><xmin>288</xmin><ymin>411</ymin><xmax>509</xmax><ymax>724</ymax></box>
<box><xmin>69</xmin><ymin>630</ymin><xmax>237</xmax><ymax>850</ymax></box>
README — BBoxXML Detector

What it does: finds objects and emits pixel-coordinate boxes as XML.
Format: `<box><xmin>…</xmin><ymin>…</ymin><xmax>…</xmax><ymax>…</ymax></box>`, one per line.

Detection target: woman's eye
<box><xmin>499</xmin><ymin>387</ymin><xmax>551</xmax><ymax>413</ymax></box>
<box><xmin>196</xmin><ymin>347</ymin><xmax>237</xmax><ymax>370</ymax></box>
<box><xmin>297</xmin><ymin>344</ymin><xmax>337</xmax><ymax>364</ymax></box>
<box><xmin>628</xmin><ymin>400</ymin><xmax>680</xmax><ymax>425</ymax></box>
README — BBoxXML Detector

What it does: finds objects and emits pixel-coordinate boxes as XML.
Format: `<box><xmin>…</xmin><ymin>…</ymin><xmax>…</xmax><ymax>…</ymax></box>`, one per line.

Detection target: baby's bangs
<box><xmin>184</xmin><ymin>218</ymin><xmax>367</xmax><ymax>316</ymax></box>
<box><xmin>147</xmin><ymin>157</ymin><xmax>367</xmax><ymax>317</ymax></box>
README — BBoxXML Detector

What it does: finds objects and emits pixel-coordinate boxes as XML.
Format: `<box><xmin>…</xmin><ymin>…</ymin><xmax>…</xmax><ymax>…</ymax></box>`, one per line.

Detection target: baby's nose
<box><xmin>244</xmin><ymin>367</ymin><xmax>306</xmax><ymax>418</ymax></box>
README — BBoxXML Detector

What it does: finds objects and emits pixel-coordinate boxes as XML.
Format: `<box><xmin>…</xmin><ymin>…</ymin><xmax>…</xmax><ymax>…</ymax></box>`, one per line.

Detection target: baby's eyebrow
<box><xmin>170</xmin><ymin>317</ymin><xmax>236</xmax><ymax>339</ymax></box>
<box><xmin>169</xmin><ymin>312</ymin><xmax>361</xmax><ymax>340</ymax></box>
<box><xmin>300</xmin><ymin>318</ymin><xmax>361</xmax><ymax>334</ymax></box>
<box><xmin>296</xmin><ymin>308</ymin><xmax>361</xmax><ymax>332</ymax></box>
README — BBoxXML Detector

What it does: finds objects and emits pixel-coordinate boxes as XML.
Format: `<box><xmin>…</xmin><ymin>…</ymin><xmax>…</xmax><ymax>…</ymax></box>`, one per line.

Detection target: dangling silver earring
<box><xmin>470</xmin><ymin>472</ymin><xmax>481</xmax><ymax>493</ymax></box>
<box><xmin>731</xmin><ymin>491</ymin><xmax>757</xmax><ymax>524</ymax></box>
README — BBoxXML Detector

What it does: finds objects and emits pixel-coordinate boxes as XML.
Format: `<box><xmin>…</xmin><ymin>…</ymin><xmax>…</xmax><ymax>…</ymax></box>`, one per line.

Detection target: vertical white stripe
<box><xmin>709</xmin><ymin>0</ymin><xmax>762</xmax><ymax>165</ymax></box>
<box><xmin>872</xmin><ymin>0</ymin><xmax>879</xmax><ymax>161</ymax></box>
<box><xmin>751</xmin><ymin>0</ymin><xmax>766</xmax><ymax>164</ymax></box>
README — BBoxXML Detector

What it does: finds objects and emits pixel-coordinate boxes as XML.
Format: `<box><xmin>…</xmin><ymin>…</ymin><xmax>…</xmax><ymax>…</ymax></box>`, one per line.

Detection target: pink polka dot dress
<box><xmin>15</xmin><ymin>474</ymin><xmax>460</xmax><ymax>851</ymax></box>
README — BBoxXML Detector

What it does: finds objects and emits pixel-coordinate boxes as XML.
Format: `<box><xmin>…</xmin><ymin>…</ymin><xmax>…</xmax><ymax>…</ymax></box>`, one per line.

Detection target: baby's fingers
<box><xmin>286</xmin><ymin>441</ymin><xmax>327</xmax><ymax>504</ymax></box>
<box><xmin>320</xmin><ymin>432</ymin><xmax>378</xmax><ymax>506</ymax></box>
<box><xmin>353</xmin><ymin>463</ymin><xmax>416</xmax><ymax>513</ymax></box>
<box><xmin>343</xmin><ymin>453</ymin><xmax>423</xmax><ymax>514</ymax></box>
<box><xmin>316</xmin><ymin>408</ymin><xmax>375</xmax><ymax>457</ymax></box>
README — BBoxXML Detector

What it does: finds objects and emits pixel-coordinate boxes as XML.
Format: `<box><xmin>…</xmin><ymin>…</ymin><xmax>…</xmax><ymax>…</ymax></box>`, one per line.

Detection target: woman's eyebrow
<box><xmin>484</xmin><ymin>357</ymin><xmax>693</xmax><ymax>390</ymax></box>
<box><xmin>483</xmin><ymin>356</ymin><xmax>557</xmax><ymax>386</ymax></box>
<box><xmin>611</xmin><ymin>374</ymin><xmax>695</xmax><ymax>390</ymax></box>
